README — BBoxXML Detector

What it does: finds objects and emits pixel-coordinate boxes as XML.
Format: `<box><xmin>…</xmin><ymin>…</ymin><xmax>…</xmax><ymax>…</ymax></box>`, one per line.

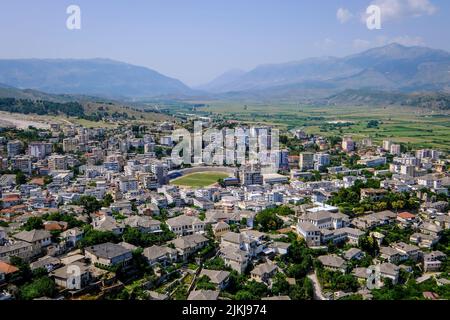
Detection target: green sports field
<box><xmin>170</xmin><ymin>172</ymin><xmax>230</xmax><ymax>188</ymax></box>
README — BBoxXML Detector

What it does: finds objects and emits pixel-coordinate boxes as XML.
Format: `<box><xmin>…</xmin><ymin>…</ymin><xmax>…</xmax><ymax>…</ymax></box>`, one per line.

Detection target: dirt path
<box><xmin>308</xmin><ymin>272</ymin><xmax>328</xmax><ymax>300</ymax></box>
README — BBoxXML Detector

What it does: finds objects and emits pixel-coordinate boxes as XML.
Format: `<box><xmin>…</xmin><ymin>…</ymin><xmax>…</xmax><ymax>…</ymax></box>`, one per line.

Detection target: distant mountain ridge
<box><xmin>202</xmin><ymin>43</ymin><xmax>450</xmax><ymax>99</ymax></box>
<box><xmin>0</xmin><ymin>43</ymin><xmax>449</xmax><ymax>102</ymax></box>
<box><xmin>0</xmin><ymin>58</ymin><xmax>194</xmax><ymax>99</ymax></box>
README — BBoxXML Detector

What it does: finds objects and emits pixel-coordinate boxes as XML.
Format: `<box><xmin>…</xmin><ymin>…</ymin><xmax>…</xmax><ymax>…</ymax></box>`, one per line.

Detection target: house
<box><xmin>60</xmin><ymin>227</ymin><xmax>84</xmax><ymax>248</ymax></box>
<box><xmin>213</xmin><ymin>221</ymin><xmax>230</xmax><ymax>238</ymax></box>
<box><xmin>0</xmin><ymin>261</ymin><xmax>19</xmax><ymax>283</ymax></box>
<box><xmin>352</xmin><ymin>210</ymin><xmax>397</xmax><ymax>230</ymax></box>
<box><xmin>192</xmin><ymin>197</ymin><xmax>214</xmax><ymax>210</ymax></box>
<box><xmin>220</xmin><ymin>246</ymin><xmax>249</xmax><ymax>274</ymax></box>
<box><xmin>92</xmin><ymin>216</ymin><xmax>125</xmax><ymax>235</ymax></box>
<box><xmin>142</xmin><ymin>245</ymin><xmax>178</xmax><ymax>266</ymax></box>
<box><xmin>296</xmin><ymin>222</ymin><xmax>321</xmax><ymax>247</ymax></box>
<box><xmin>318</xmin><ymin>254</ymin><xmax>347</xmax><ymax>272</ymax></box>
<box><xmin>410</xmin><ymin>232</ymin><xmax>440</xmax><ymax>249</ymax></box>
<box><xmin>396</xmin><ymin>212</ymin><xmax>417</xmax><ymax>227</ymax></box>
<box><xmin>379</xmin><ymin>263</ymin><xmax>400</xmax><ymax>285</ymax></box>
<box><xmin>250</xmin><ymin>261</ymin><xmax>278</xmax><ymax>284</ymax></box>
<box><xmin>84</xmin><ymin>242</ymin><xmax>133</xmax><ymax>268</ymax></box>
<box><xmin>268</xmin><ymin>241</ymin><xmax>291</xmax><ymax>256</ymax></box>
<box><xmin>205</xmin><ymin>210</ymin><xmax>241</xmax><ymax>225</ymax></box>
<box><xmin>0</xmin><ymin>241</ymin><xmax>36</xmax><ymax>261</ymax></box>
<box><xmin>44</xmin><ymin>221</ymin><xmax>68</xmax><ymax>232</ymax></box>
<box><xmin>435</xmin><ymin>215</ymin><xmax>450</xmax><ymax>229</ymax></box>
<box><xmin>420</xmin><ymin>222</ymin><xmax>443</xmax><ymax>237</ymax></box>
<box><xmin>298</xmin><ymin>211</ymin><xmax>348</xmax><ymax>230</ymax></box>
<box><xmin>391</xmin><ymin>242</ymin><xmax>421</xmax><ymax>261</ymax></box>
<box><xmin>30</xmin><ymin>256</ymin><xmax>61</xmax><ymax>272</ymax></box>
<box><xmin>199</xmin><ymin>269</ymin><xmax>230</xmax><ymax>290</ymax></box>
<box><xmin>352</xmin><ymin>267</ymin><xmax>369</xmax><ymax>282</ymax></box>
<box><xmin>343</xmin><ymin>248</ymin><xmax>365</xmax><ymax>261</ymax></box>
<box><xmin>220</xmin><ymin>231</ymin><xmax>266</xmax><ymax>258</ymax></box>
<box><xmin>330</xmin><ymin>227</ymin><xmax>364</xmax><ymax>245</ymax></box>
<box><xmin>13</xmin><ymin>229</ymin><xmax>52</xmax><ymax>248</ymax></box>
<box><xmin>166</xmin><ymin>215</ymin><xmax>205</xmax><ymax>237</ymax></box>
<box><xmin>124</xmin><ymin>216</ymin><xmax>162</xmax><ymax>234</ymax></box>
<box><xmin>380</xmin><ymin>246</ymin><xmax>407</xmax><ymax>264</ymax></box>
<box><xmin>51</xmin><ymin>262</ymin><xmax>91</xmax><ymax>290</ymax></box>
<box><xmin>168</xmin><ymin>234</ymin><xmax>209</xmax><ymax>261</ymax></box>
<box><xmin>360</xmin><ymin>188</ymin><xmax>388</xmax><ymax>201</ymax></box>
<box><xmin>187</xmin><ymin>290</ymin><xmax>219</xmax><ymax>300</ymax></box>
<box><xmin>423</xmin><ymin>251</ymin><xmax>446</xmax><ymax>272</ymax></box>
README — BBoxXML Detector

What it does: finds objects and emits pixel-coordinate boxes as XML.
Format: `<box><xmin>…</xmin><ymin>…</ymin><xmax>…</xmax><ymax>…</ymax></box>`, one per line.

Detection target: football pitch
<box><xmin>170</xmin><ymin>172</ymin><xmax>230</xmax><ymax>188</ymax></box>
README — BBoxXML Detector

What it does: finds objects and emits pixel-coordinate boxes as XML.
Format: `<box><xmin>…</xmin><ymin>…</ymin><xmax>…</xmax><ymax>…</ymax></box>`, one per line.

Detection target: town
<box><xmin>0</xmin><ymin>116</ymin><xmax>448</xmax><ymax>301</ymax></box>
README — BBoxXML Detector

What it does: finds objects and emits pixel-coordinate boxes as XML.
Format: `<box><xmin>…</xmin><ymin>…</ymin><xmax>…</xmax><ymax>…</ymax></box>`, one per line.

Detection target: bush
<box><xmin>19</xmin><ymin>276</ymin><xmax>56</xmax><ymax>300</ymax></box>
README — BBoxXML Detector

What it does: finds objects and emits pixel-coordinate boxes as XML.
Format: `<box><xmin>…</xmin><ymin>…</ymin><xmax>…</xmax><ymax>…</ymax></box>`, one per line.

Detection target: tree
<box><xmin>196</xmin><ymin>275</ymin><xmax>216</xmax><ymax>290</ymax></box>
<box><xmin>43</xmin><ymin>175</ymin><xmax>53</xmax><ymax>185</ymax></box>
<box><xmin>289</xmin><ymin>278</ymin><xmax>313</xmax><ymax>300</ymax></box>
<box><xmin>392</xmin><ymin>200</ymin><xmax>405</xmax><ymax>212</ymax></box>
<box><xmin>73</xmin><ymin>195</ymin><xmax>102</xmax><ymax>214</ymax></box>
<box><xmin>9</xmin><ymin>256</ymin><xmax>32</xmax><ymax>283</ymax></box>
<box><xmin>15</xmin><ymin>171</ymin><xmax>27</xmax><ymax>185</ymax></box>
<box><xmin>203</xmin><ymin>257</ymin><xmax>228</xmax><ymax>271</ymax></box>
<box><xmin>77</xmin><ymin>227</ymin><xmax>119</xmax><ymax>248</ymax></box>
<box><xmin>271</xmin><ymin>273</ymin><xmax>290</xmax><ymax>296</ymax></box>
<box><xmin>235</xmin><ymin>290</ymin><xmax>256</xmax><ymax>300</ymax></box>
<box><xmin>358</xmin><ymin>235</ymin><xmax>379</xmax><ymax>257</ymax></box>
<box><xmin>102</xmin><ymin>193</ymin><xmax>114</xmax><ymax>207</ymax></box>
<box><xmin>42</xmin><ymin>212</ymin><xmax>84</xmax><ymax>229</ymax></box>
<box><xmin>255</xmin><ymin>209</ymin><xmax>283</xmax><ymax>232</ymax></box>
<box><xmin>235</xmin><ymin>281</ymin><xmax>268</xmax><ymax>300</ymax></box>
<box><xmin>19</xmin><ymin>276</ymin><xmax>56</xmax><ymax>300</ymax></box>
<box><xmin>23</xmin><ymin>217</ymin><xmax>43</xmax><ymax>231</ymax></box>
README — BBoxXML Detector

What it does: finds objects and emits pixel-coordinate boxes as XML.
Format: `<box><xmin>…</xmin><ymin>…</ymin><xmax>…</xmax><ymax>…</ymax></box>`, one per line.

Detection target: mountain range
<box><xmin>202</xmin><ymin>43</ymin><xmax>450</xmax><ymax>99</ymax></box>
<box><xmin>0</xmin><ymin>43</ymin><xmax>449</xmax><ymax>101</ymax></box>
<box><xmin>0</xmin><ymin>58</ymin><xmax>192</xmax><ymax>99</ymax></box>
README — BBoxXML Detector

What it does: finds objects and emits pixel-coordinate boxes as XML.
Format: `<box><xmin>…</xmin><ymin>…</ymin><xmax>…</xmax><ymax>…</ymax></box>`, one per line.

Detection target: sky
<box><xmin>0</xmin><ymin>0</ymin><xmax>449</xmax><ymax>86</ymax></box>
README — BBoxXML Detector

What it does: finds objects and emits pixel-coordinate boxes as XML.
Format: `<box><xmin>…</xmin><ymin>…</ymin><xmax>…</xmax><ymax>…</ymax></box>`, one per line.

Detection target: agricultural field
<box><xmin>189</xmin><ymin>102</ymin><xmax>450</xmax><ymax>152</ymax></box>
<box><xmin>170</xmin><ymin>172</ymin><xmax>230</xmax><ymax>188</ymax></box>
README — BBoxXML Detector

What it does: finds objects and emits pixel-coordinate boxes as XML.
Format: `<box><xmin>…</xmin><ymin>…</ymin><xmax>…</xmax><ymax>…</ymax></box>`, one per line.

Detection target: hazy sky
<box><xmin>0</xmin><ymin>0</ymin><xmax>449</xmax><ymax>86</ymax></box>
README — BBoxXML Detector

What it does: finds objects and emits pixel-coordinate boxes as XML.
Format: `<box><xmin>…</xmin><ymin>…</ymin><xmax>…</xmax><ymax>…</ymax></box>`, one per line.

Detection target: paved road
<box><xmin>307</xmin><ymin>272</ymin><xmax>327</xmax><ymax>300</ymax></box>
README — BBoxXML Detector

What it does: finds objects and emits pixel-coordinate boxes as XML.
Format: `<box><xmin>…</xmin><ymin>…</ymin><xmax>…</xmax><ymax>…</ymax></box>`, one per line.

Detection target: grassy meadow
<box><xmin>191</xmin><ymin>102</ymin><xmax>450</xmax><ymax>152</ymax></box>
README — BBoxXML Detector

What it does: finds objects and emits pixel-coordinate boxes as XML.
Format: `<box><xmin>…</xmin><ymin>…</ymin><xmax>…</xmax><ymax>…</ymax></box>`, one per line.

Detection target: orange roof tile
<box><xmin>0</xmin><ymin>261</ymin><xmax>19</xmax><ymax>274</ymax></box>
<box><xmin>398</xmin><ymin>212</ymin><xmax>416</xmax><ymax>219</ymax></box>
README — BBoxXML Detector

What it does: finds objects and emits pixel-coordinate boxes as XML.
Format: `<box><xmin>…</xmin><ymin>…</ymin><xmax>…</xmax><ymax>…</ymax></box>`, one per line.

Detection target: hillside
<box><xmin>0</xmin><ymin>86</ymin><xmax>173</xmax><ymax>124</ymax></box>
<box><xmin>0</xmin><ymin>58</ymin><xmax>194</xmax><ymax>99</ymax></box>
<box><xmin>201</xmin><ymin>43</ymin><xmax>450</xmax><ymax>99</ymax></box>
<box><xmin>321</xmin><ymin>89</ymin><xmax>450</xmax><ymax>110</ymax></box>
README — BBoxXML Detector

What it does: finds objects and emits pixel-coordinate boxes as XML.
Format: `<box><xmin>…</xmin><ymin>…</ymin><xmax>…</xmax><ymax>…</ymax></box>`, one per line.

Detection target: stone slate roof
<box><xmin>187</xmin><ymin>290</ymin><xmax>219</xmax><ymax>300</ymax></box>
<box><xmin>85</xmin><ymin>242</ymin><xmax>131</xmax><ymax>259</ymax></box>
<box><xmin>200</xmin><ymin>269</ymin><xmax>230</xmax><ymax>285</ymax></box>
<box><xmin>13</xmin><ymin>229</ymin><xmax>51</xmax><ymax>243</ymax></box>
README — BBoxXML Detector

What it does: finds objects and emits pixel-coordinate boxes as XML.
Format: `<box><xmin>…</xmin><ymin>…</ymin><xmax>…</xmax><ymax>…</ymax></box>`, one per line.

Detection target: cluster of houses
<box><xmin>0</xmin><ymin>122</ymin><xmax>449</xmax><ymax>300</ymax></box>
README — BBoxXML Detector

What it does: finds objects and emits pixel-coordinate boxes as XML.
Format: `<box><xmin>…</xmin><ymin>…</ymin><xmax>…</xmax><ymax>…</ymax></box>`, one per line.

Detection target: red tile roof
<box><xmin>398</xmin><ymin>212</ymin><xmax>416</xmax><ymax>219</ymax></box>
<box><xmin>0</xmin><ymin>261</ymin><xmax>19</xmax><ymax>274</ymax></box>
